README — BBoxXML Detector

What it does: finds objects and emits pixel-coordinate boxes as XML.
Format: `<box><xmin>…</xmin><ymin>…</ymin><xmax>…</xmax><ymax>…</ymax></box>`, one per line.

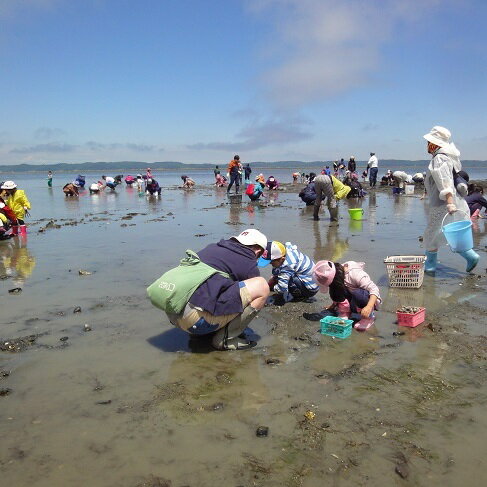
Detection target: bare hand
<box><xmin>361</xmin><ymin>305</ymin><xmax>373</xmax><ymax>318</ymax></box>
<box><xmin>446</xmin><ymin>203</ymin><xmax>457</xmax><ymax>214</ymax></box>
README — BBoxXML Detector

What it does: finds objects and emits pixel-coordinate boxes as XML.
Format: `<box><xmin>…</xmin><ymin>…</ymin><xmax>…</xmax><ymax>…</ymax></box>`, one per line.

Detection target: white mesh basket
<box><xmin>384</xmin><ymin>255</ymin><xmax>426</xmax><ymax>289</ymax></box>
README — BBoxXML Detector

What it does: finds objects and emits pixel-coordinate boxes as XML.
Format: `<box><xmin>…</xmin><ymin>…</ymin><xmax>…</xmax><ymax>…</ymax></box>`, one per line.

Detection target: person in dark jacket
<box><xmin>146</xmin><ymin>178</ymin><xmax>161</xmax><ymax>196</ymax></box>
<box><xmin>298</xmin><ymin>172</ymin><xmax>316</xmax><ymax>206</ymax></box>
<box><xmin>165</xmin><ymin>229</ymin><xmax>270</xmax><ymax>350</ymax></box>
<box><xmin>244</xmin><ymin>164</ymin><xmax>252</xmax><ymax>185</ymax></box>
<box><xmin>466</xmin><ymin>184</ymin><xmax>487</xmax><ymax>218</ymax></box>
<box><xmin>348</xmin><ymin>156</ymin><xmax>356</xmax><ymax>173</ymax></box>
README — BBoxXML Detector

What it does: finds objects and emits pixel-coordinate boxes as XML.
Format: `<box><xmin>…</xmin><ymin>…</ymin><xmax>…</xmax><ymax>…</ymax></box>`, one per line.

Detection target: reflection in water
<box><xmin>368</xmin><ymin>191</ymin><xmax>377</xmax><ymax>232</ymax></box>
<box><xmin>228</xmin><ymin>203</ymin><xmax>242</xmax><ymax>225</ymax></box>
<box><xmin>349</xmin><ymin>218</ymin><xmax>363</xmax><ymax>233</ymax></box>
<box><xmin>312</xmin><ymin>222</ymin><xmax>349</xmax><ymax>262</ymax></box>
<box><xmin>0</xmin><ymin>238</ymin><xmax>36</xmax><ymax>285</ymax></box>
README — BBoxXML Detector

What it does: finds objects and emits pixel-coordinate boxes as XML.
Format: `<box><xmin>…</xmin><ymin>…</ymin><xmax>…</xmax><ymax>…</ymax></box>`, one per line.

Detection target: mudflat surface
<box><xmin>1</xmin><ymin>180</ymin><xmax>486</xmax><ymax>487</ymax></box>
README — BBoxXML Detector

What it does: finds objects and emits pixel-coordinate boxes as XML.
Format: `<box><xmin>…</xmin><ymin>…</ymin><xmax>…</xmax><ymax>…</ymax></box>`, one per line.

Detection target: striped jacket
<box><xmin>272</xmin><ymin>242</ymin><xmax>318</xmax><ymax>294</ymax></box>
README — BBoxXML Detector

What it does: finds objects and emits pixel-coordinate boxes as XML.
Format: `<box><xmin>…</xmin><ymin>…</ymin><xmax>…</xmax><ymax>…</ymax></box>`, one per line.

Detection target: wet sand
<box><xmin>1</xmin><ymin>182</ymin><xmax>486</xmax><ymax>486</ymax></box>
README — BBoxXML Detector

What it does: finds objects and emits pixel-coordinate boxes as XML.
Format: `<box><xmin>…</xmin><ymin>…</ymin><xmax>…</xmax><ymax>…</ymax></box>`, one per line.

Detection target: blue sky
<box><xmin>1</xmin><ymin>0</ymin><xmax>486</xmax><ymax>165</ymax></box>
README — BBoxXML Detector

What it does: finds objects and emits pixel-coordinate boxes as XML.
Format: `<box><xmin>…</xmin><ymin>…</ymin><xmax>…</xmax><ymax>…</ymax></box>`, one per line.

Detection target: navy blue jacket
<box><xmin>465</xmin><ymin>192</ymin><xmax>487</xmax><ymax>213</ymax></box>
<box><xmin>189</xmin><ymin>239</ymin><xmax>260</xmax><ymax>315</ymax></box>
<box><xmin>299</xmin><ymin>182</ymin><xmax>316</xmax><ymax>204</ymax></box>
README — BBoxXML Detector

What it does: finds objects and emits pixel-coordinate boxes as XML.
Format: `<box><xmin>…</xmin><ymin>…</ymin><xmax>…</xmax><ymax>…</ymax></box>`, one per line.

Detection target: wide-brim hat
<box><xmin>312</xmin><ymin>260</ymin><xmax>336</xmax><ymax>292</ymax></box>
<box><xmin>423</xmin><ymin>125</ymin><xmax>451</xmax><ymax>148</ymax></box>
<box><xmin>232</xmin><ymin>229</ymin><xmax>267</xmax><ymax>251</ymax></box>
<box><xmin>1</xmin><ymin>180</ymin><xmax>17</xmax><ymax>190</ymax></box>
<box><xmin>257</xmin><ymin>241</ymin><xmax>286</xmax><ymax>267</ymax></box>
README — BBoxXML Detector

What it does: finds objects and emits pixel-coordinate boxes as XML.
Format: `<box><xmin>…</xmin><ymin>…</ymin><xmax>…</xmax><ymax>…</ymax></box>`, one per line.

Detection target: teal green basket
<box><xmin>320</xmin><ymin>316</ymin><xmax>353</xmax><ymax>339</ymax></box>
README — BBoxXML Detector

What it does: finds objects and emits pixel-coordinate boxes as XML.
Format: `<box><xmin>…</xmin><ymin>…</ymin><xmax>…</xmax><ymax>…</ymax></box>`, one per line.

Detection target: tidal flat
<box><xmin>1</xmin><ymin>179</ymin><xmax>486</xmax><ymax>487</ymax></box>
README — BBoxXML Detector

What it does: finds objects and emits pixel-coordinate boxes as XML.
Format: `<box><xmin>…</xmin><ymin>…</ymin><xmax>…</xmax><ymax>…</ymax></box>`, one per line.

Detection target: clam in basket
<box><xmin>396</xmin><ymin>306</ymin><xmax>425</xmax><ymax>327</ymax></box>
<box><xmin>320</xmin><ymin>316</ymin><xmax>354</xmax><ymax>339</ymax></box>
<box><xmin>384</xmin><ymin>255</ymin><xmax>426</xmax><ymax>289</ymax></box>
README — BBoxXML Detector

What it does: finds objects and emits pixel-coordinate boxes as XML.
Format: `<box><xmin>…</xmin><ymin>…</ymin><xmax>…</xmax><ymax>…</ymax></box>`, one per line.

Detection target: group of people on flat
<box><xmin>149</xmin><ymin>125</ymin><xmax>483</xmax><ymax>351</ymax></box>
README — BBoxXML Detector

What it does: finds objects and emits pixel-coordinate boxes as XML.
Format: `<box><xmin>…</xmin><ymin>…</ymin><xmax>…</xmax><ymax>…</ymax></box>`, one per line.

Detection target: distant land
<box><xmin>0</xmin><ymin>159</ymin><xmax>486</xmax><ymax>173</ymax></box>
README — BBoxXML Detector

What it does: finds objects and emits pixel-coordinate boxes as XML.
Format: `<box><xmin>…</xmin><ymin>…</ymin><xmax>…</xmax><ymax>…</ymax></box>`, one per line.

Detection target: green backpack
<box><xmin>147</xmin><ymin>250</ymin><xmax>230</xmax><ymax>314</ymax></box>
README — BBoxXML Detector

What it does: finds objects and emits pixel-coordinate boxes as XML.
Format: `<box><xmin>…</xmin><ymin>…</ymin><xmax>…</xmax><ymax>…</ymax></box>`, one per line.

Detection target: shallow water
<box><xmin>1</xmin><ymin>178</ymin><xmax>486</xmax><ymax>487</ymax></box>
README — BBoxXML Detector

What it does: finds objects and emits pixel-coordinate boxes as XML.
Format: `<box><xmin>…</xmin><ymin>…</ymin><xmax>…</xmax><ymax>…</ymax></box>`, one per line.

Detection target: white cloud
<box><xmin>246</xmin><ymin>0</ymin><xmax>446</xmax><ymax>108</ymax></box>
<box><xmin>34</xmin><ymin>127</ymin><xmax>66</xmax><ymax>139</ymax></box>
<box><xmin>187</xmin><ymin>116</ymin><xmax>312</xmax><ymax>151</ymax></box>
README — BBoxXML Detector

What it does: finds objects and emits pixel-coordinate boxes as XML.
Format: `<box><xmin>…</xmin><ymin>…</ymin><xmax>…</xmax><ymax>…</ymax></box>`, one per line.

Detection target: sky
<box><xmin>1</xmin><ymin>0</ymin><xmax>486</xmax><ymax>165</ymax></box>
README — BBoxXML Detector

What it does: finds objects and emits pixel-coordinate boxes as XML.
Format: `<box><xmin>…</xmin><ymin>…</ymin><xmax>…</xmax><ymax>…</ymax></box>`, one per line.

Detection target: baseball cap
<box><xmin>232</xmin><ymin>229</ymin><xmax>267</xmax><ymax>251</ymax></box>
<box><xmin>257</xmin><ymin>241</ymin><xmax>286</xmax><ymax>267</ymax></box>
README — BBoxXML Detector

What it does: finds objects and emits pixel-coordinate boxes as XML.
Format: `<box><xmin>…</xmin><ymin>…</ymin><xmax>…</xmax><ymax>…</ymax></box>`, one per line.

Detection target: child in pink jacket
<box><xmin>312</xmin><ymin>260</ymin><xmax>381</xmax><ymax>331</ymax></box>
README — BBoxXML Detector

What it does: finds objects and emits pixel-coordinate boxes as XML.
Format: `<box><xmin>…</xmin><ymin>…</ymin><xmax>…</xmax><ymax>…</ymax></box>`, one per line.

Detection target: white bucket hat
<box><xmin>423</xmin><ymin>126</ymin><xmax>451</xmax><ymax>148</ymax></box>
<box><xmin>1</xmin><ymin>180</ymin><xmax>17</xmax><ymax>190</ymax></box>
<box><xmin>232</xmin><ymin>229</ymin><xmax>267</xmax><ymax>250</ymax></box>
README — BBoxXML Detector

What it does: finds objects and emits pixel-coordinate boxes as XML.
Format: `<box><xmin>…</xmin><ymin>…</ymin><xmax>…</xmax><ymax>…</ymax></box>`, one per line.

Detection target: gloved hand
<box><xmin>446</xmin><ymin>203</ymin><xmax>457</xmax><ymax>214</ymax></box>
<box><xmin>24</xmin><ymin>208</ymin><xmax>30</xmax><ymax>217</ymax></box>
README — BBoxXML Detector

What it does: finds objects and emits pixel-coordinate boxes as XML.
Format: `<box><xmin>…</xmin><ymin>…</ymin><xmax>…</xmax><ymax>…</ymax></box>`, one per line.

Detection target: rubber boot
<box><xmin>11</xmin><ymin>225</ymin><xmax>19</xmax><ymax>236</ymax></box>
<box><xmin>337</xmin><ymin>300</ymin><xmax>351</xmax><ymax>318</ymax></box>
<box><xmin>212</xmin><ymin>306</ymin><xmax>259</xmax><ymax>351</ymax></box>
<box><xmin>19</xmin><ymin>225</ymin><xmax>27</xmax><ymax>236</ymax></box>
<box><xmin>354</xmin><ymin>312</ymin><xmax>375</xmax><ymax>331</ymax></box>
<box><xmin>424</xmin><ymin>251</ymin><xmax>438</xmax><ymax>274</ymax></box>
<box><xmin>329</xmin><ymin>207</ymin><xmax>339</xmax><ymax>222</ymax></box>
<box><xmin>459</xmin><ymin>249</ymin><xmax>480</xmax><ymax>273</ymax></box>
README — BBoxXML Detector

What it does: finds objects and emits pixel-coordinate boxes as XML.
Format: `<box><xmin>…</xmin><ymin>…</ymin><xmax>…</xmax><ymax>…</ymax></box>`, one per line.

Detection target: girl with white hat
<box><xmin>0</xmin><ymin>181</ymin><xmax>30</xmax><ymax>236</ymax></box>
<box><xmin>422</xmin><ymin>126</ymin><xmax>479</xmax><ymax>273</ymax></box>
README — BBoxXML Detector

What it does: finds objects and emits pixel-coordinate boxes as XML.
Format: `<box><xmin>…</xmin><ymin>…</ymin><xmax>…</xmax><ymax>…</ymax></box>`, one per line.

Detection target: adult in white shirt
<box><xmin>367</xmin><ymin>152</ymin><xmax>379</xmax><ymax>187</ymax></box>
<box><xmin>392</xmin><ymin>170</ymin><xmax>408</xmax><ymax>189</ymax></box>
<box><xmin>102</xmin><ymin>175</ymin><xmax>117</xmax><ymax>190</ymax></box>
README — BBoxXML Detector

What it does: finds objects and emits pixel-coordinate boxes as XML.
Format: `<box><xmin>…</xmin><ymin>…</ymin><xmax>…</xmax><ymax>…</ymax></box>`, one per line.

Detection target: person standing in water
<box><xmin>47</xmin><ymin>170</ymin><xmax>53</xmax><ymax>187</ymax></box>
<box><xmin>227</xmin><ymin>155</ymin><xmax>241</xmax><ymax>194</ymax></box>
<box><xmin>367</xmin><ymin>152</ymin><xmax>379</xmax><ymax>187</ymax></box>
<box><xmin>422</xmin><ymin>126</ymin><xmax>479</xmax><ymax>273</ymax></box>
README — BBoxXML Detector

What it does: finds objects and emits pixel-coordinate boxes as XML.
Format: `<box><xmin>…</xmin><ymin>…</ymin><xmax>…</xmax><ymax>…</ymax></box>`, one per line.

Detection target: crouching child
<box><xmin>258</xmin><ymin>241</ymin><xmax>318</xmax><ymax>302</ymax></box>
<box><xmin>312</xmin><ymin>260</ymin><xmax>381</xmax><ymax>331</ymax></box>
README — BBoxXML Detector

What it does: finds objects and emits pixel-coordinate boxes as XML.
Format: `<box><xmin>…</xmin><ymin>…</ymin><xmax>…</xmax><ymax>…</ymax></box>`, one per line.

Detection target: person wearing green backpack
<box><xmin>149</xmin><ymin>229</ymin><xmax>270</xmax><ymax>351</ymax></box>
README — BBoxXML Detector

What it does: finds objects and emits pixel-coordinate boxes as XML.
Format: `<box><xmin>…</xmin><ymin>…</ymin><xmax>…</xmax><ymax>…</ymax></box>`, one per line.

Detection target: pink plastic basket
<box><xmin>396</xmin><ymin>307</ymin><xmax>425</xmax><ymax>327</ymax></box>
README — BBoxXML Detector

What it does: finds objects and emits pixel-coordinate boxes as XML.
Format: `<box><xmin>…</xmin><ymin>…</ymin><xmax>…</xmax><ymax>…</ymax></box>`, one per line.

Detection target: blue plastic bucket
<box><xmin>442</xmin><ymin>215</ymin><xmax>473</xmax><ymax>252</ymax></box>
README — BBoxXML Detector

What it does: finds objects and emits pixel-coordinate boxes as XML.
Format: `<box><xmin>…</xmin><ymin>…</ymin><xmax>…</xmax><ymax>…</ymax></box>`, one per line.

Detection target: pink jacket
<box><xmin>344</xmin><ymin>261</ymin><xmax>381</xmax><ymax>306</ymax></box>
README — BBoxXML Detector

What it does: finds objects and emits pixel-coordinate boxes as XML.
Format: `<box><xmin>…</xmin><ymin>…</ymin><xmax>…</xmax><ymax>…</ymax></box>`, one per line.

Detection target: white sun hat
<box><xmin>1</xmin><ymin>181</ymin><xmax>17</xmax><ymax>190</ymax></box>
<box><xmin>423</xmin><ymin>126</ymin><xmax>452</xmax><ymax>148</ymax></box>
<box><xmin>232</xmin><ymin>229</ymin><xmax>267</xmax><ymax>250</ymax></box>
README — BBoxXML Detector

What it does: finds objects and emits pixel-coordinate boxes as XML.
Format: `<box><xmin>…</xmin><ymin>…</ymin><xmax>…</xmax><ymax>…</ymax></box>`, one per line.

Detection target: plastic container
<box><xmin>405</xmin><ymin>185</ymin><xmax>415</xmax><ymax>195</ymax></box>
<box><xmin>441</xmin><ymin>212</ymin><xmax>473</xmax><ymax>252</ymax></box>
<box><xmin>384</xmin><ymin>255</ymin><xmax>426</xmax><ymax>289</ymax></box>
<box><xmin>397</xmin><ymin>307</ymin><xmax>425</xmax><ymax>327</ymax></box>
<box><xmin>348</xmin><ymin>208</ymin><xmax>364</xmax><ymax>221</ymax></box>
<box><xmin>320</xmin><ymin>316</ymin><xmax>353</xmax><ymax>339</ymax></box>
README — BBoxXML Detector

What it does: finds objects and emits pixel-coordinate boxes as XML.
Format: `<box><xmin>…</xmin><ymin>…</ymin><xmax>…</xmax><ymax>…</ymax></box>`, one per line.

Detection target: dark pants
<box><xmin>227</xmin><ymin>172</ymin><xmax>240</xmax><ymax>193</ymax></box>
<box><xmin>369</xmin><ymin>167</ymin><xmax>378</xmax><ymax>187</ymax></box>
<box><xmin>346</xmin><ymin>288</ymin><xmax>370</xmax><ymax>313</ymax></box>
<box><xmin>288</xmin><ymin>275</ymin><xmax>318</xmax><ymax>299</ymax></box>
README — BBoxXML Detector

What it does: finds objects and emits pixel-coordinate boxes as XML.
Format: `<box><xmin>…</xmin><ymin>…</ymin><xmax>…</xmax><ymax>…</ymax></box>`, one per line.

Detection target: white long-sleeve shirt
<box><xmin>367</xmin><ymin>155</ymin><xmax>378</xmax><ymax>168</ymax></box>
